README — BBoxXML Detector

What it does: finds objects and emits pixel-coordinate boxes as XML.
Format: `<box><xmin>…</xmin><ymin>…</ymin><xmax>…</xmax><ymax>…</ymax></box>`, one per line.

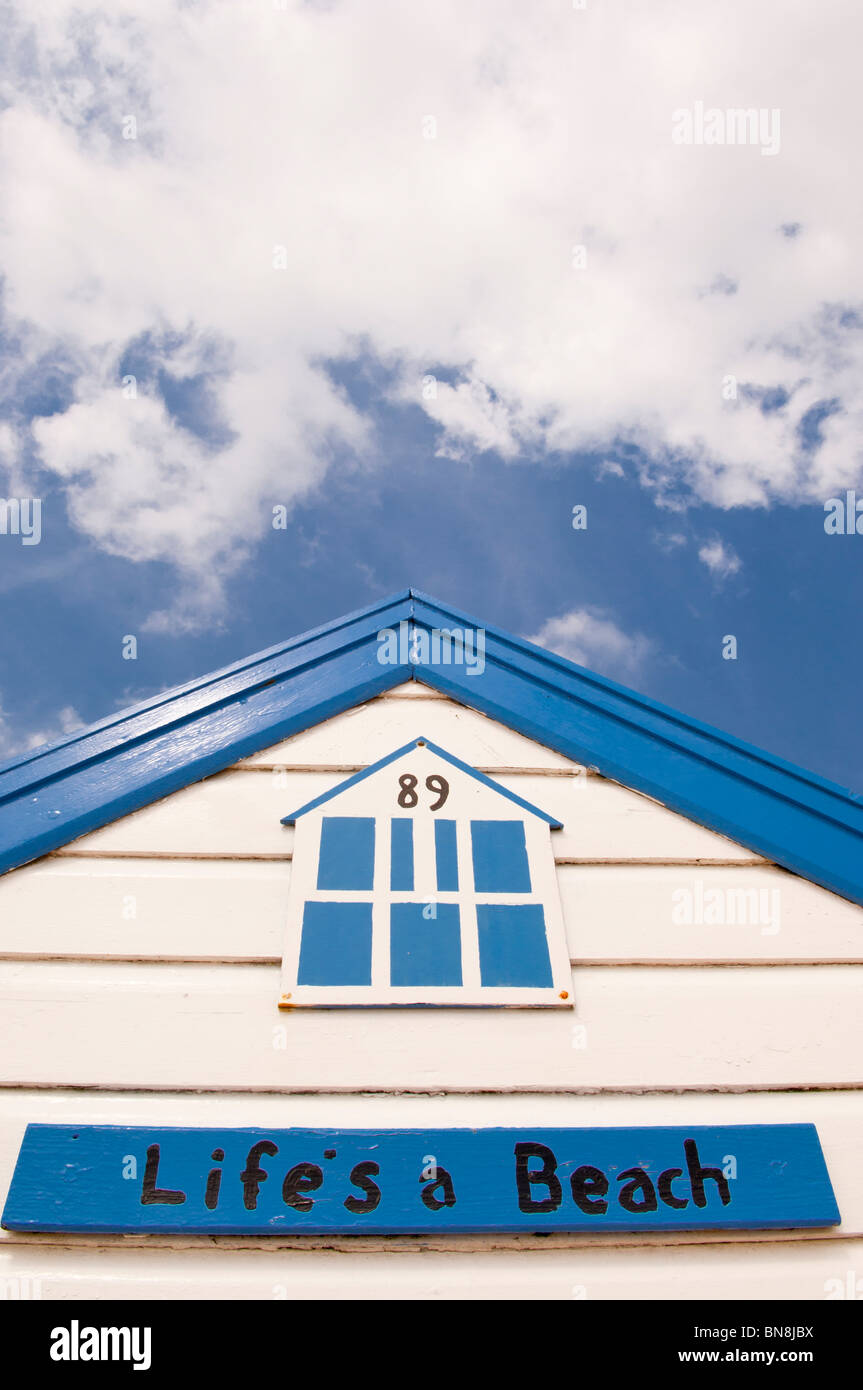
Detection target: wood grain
<box><xmin>2</xmin><ymin>1236</ymin><xmax>859</xmax><ymax>1299</ymax></box>
<box><xmin>1</xmin><ymin>960</ymin><xmax>860</xmax><ymax>1092</ymax></box>
<box><xmin>235</xmin><ymin>696</ymin><xmax>577</xmax><ymax>770</ymax></box>
<box><xmin>0</xmin><ymin>860</ymin><xmax>857</xmax><ymax>963</ymax></box>
<box><xmin>62</xmin><ymin>769</ymin><xmax>759</xmax><ymax>861</ymax></box>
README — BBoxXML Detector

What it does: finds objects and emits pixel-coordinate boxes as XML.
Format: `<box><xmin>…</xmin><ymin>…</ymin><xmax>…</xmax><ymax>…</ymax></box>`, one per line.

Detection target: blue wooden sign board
<box><xmin>2</xmin><ymin>1124</ymin><xmax>839</xmax><ymax>1235</ymax></box>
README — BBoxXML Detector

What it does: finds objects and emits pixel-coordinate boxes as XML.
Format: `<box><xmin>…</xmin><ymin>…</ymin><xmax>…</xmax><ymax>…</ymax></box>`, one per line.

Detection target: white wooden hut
<box><xmin>0</xmin><ymin>589</ymin><xmax>860</xmax><ymax>1299</ymax></box>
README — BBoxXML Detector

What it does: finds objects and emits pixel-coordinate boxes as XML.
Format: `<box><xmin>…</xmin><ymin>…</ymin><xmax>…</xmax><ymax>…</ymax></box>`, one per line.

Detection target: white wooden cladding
<box><xmin>2</xmin><ymin>960</ymin><xmax>861</xmax><ymax>1091</ymax></box>
<box><xmin>0</xmin><ymin>858</ymin><xmax>292</xmax><ymax>961</ymax></box>
<box><xmin>379</xmin><ymin>681</ymin><xmax>447</xmax><ymax>697</ymax></box>
<box><xmin>0</xmin><ymin>687</ymin><xmax>860</xmax><ymax>1296</ymax></box>
<box><xmin>56</xmin><ymin>690</ymin><xmax>760</xmax><ymax>861</ymax></box>
<box><xmin>1</xmin><ymin>858</ymin><xmax>860</xmax><ymax>963</ymax></box>
<box><xmin>562</xmin><ymin>865</ymin><xmax>863</xmax><ymax>963</ymax></box>
<box><xmin>62</xmin><ymin>768</ymin><xmax>760</xmax><ymax>861</ymax></box>
<box><xmin>236</xmin><ymin>693</ymin><xmax>577</xmax><ymax>770</ymax></box>
<box><xmin>2</xmin><ymin>1239</ymin><xmax>860</xmax><ymax>1301</ymax></box>
<box><xmin>1</xmin><ymin>1090</ymin><xmax>861</xmax><ymax>1244</ymax></box>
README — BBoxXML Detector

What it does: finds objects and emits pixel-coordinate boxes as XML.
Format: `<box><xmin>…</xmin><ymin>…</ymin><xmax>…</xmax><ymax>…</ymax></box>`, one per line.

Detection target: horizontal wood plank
<box><xmin>0</xmin><ymin>858</ymin><xmax>291</xmax><ymax>961</ymax></box>
<box><xmin>235</xmin><ymin>695</ymin><xmax>577</xmax><ymax>770</ymax></box>
<box><xmin>1</xmin><ymin>961</ymin><xmax>860</xmax><ymax>1092</ymax></box>
<box><xmin>3</xmin><ymin>1239</ymin><xmax>856</xmax><ymax>1301</ymax></box>
<box><xmin>560</xmin><ymin>865</ymin><xmax>863</xmax><ymax>963</ymax></box>
<box><xmin>0</xmin><ymin>860</ymin><xmax>857</xmax><ymax>964</ymax></box>
<box><xmin>61</xmin><ymin>769</ymin><xmax>760</xmax><ymax>861</ymax></box>
<box><xmin>0</xmin><ymin>1237</ymin><xmax>859</xmax><ymax>1300</ymax></box>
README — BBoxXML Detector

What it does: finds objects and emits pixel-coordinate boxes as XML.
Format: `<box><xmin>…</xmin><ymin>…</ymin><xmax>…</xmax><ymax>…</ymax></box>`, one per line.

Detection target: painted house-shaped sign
<box><xmin>279</xmin><ymin>738</ymin><xmax>572</xmax><ymax>1007</ymax></box>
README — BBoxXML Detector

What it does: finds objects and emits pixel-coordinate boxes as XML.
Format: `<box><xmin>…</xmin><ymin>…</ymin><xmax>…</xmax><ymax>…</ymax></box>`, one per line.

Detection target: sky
<box><xmin>0</xmin><ymin>0</ymin><xmax>861</xmax><ymax>789</ymax></box>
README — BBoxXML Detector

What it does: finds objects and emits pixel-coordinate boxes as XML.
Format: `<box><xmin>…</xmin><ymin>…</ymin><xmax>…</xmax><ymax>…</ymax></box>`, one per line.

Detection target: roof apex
<box><xmin>0</xmin><ymin>588</ymin><xmax>861</xmax><ymax>907</ymax></box>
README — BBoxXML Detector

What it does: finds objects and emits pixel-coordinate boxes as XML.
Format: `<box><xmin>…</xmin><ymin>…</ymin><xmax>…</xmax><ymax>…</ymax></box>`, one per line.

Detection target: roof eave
<box><xmin>0</xmin><ymin>591</ymin><xmax>416</xmax><ymax>875</ymax></box>
<box><xmin>1</xmin><ymin>587</ymin><xmax>861</xmax><ymax>910</ymax></box>
<box><xmin>408</xmin><ymin>593</ymin><xmax>863</xmax><ymax>906</ymax></box>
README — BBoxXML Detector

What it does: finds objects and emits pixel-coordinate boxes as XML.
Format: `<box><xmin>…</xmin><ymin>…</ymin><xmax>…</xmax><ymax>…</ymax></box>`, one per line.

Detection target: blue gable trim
<box><xmin>0</xmin><ymin>592</ymin><xmax>415</xmax><ymax>877</ymax></box>
<box><xmin>281</xmin><ymin>738</ymin><xmax>562</xmax><ymax>827</ymax></box>
<box><xmin>0</xmin><ymin>588</ymin><xmax>861</xmax><ymax>909</ymax></box>
<box><xmin>408</xmin><ymin>591</ymin><xmax>863</xmax><ymax>908</ymax></box>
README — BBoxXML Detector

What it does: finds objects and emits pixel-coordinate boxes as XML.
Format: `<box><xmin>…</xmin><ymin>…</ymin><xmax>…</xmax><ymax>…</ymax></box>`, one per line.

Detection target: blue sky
<box><xmin>0</xmin><ymin>0</ymin><xmax>861</xmax><ymax>789</ymax></box>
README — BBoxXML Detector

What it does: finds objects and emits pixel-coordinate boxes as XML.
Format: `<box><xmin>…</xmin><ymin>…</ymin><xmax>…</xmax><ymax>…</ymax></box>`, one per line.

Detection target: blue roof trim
<box><xmin>408</xmin><ymin>591</ymin><xmax>863</xmax><ymax>906</ymax></box>
<box><xmin>0</xmin><ymin>591</ymin><xmax>416</xmax><ymax>876</ymax></box>
<box><xmin>0</xmin><ymin>586</ymin><xmax>861</xmax><ymax>907</ymax></box>
<box><xmin>0</xmin><ymin>590</ymin><xmax>412</xmax><ymax>785</ymax></box>
<box><xmin>281</xmin><ymin>737</ymin><xmax>562</xmax><ymax>827</ymax></box>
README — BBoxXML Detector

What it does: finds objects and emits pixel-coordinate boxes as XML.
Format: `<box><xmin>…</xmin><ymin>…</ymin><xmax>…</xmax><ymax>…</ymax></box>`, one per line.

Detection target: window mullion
<box><xmin>413</xmin><ymin>813</ymin><xmax>437</xmax><ymax>900</ymax></box>
<box><xmin>456</xmin><ymin>817</ymin><xmax>481</xmax><ymax>990</ymax></box>
<box><xmin>371</xmin><ymin>815</ymin><xmax>391</xmax><ymax>990</ymax></box>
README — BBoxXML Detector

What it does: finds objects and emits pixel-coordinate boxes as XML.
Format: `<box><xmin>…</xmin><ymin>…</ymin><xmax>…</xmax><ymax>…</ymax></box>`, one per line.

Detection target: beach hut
<box><xmin>0</xmin><ymin>589</ymin><xmax>859</xmax><ymax>1299</ymax></box>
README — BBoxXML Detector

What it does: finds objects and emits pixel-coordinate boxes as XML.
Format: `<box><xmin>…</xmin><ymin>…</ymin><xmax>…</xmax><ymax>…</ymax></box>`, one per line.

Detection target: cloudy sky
<box><xmin>0</xmin><ymin>0</ymin><xmax>861</xmax><ymax>785</ymax></box>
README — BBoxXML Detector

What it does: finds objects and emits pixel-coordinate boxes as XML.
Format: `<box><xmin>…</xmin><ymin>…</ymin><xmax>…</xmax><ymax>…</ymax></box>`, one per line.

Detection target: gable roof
<box><xmin>281</xmin><ymin>737</ymin><xmax>563</xmax><ymax>827</ymax></box>
<box><xmin>0</xmin><ymin>587</ymin><xmax>861</xmax><ymax>907</ymax></box>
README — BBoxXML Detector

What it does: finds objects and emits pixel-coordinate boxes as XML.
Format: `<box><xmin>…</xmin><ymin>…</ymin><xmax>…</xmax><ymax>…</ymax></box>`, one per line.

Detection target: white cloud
<box><xmin>653</xmin><ymin>530</ymin><xmax>688</xmax><ymax>553</ymax></box>
<box><xmin>596</xmin><ymin>459</ymin><xmax>625</xmax><ymax>480</ymax></box>
<box><xmin>0</xmin><ymin>699</ymin><xmax>84</xmax><ymax>761</ymax></box>
<box><xmin>0</xmin><ymin>1</ymin><xmax>861</xmax><ymax>625</ymax></box>
<box><xmin>526</xmin><ymin>608</ymin><xmax>653</xmax><ymax>682</ymax></box>
<box><xmin>698</xmin><ymin>537</ymin><xmax>742</xmax><ymax>580</ymax></box>
<box><xmin>0</xmin><ymin>706</ymin><xmax>16</xmax><ymax>763</ymax></box>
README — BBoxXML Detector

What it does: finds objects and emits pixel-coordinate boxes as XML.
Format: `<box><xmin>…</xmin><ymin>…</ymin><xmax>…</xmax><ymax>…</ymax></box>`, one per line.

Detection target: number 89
<box><xmin>397</xmin><ymin>773</ymin><xmax>449</xmax><ymax>810</ymax></box>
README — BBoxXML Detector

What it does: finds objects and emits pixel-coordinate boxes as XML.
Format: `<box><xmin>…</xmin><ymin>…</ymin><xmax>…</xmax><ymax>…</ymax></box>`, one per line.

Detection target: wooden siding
<box><xmin>3</xmin><ymin>1238</ymin><xmax>860</xmax><ymax>1301</ymax></box>
<box><xmin>56</xmin><ymin>777</ymin><xmax>761</xmax><ymax>863</ymax></box>
<box><xmin>1</xmin><ymin>858</ymin><xmax>859</xmax><ymax>964</ymax></box>
<box><xmin>1</xmin><ymin>960</ymin><xmax>859</xmax><ymax>1092</ymax></box>
<box><xmin>0</xmin><ymin>686</ymin><xmax>859</xmax><ymax>1299</ymax></box>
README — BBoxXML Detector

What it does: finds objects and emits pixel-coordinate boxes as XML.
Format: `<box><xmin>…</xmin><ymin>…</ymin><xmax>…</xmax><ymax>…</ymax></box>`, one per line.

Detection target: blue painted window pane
<box><xmin>470</xmin><ymin>820</ymin><xmax>531</xmax><ymax>893</ymax></box>
<box><xmin>434</xmin><ymin>819</ymin><xmax>459</xmax><ymax>891</ymax></box>
<box><xmin>297</xmin><ymin>902</ymin><xmax>373</xmax><ymax>985</ymax></box>
<box><xmin>390</xmin><ymin>903</ymin><xmax>462</xmax><ymax>986</ymax></box>
<box><xmin>317</xmin><ymin>816</ymin><xmax>375</xmax><ymax>890</ymax></box>
<box><xmin>390</xmin><ymin>818</ymin><xmax>414</xmax><ymax>890</ymax></box>
<box><xmin>476</xmin><ymin>904</ymin><xmax>552</xmax><ymax>987</ymax></box>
